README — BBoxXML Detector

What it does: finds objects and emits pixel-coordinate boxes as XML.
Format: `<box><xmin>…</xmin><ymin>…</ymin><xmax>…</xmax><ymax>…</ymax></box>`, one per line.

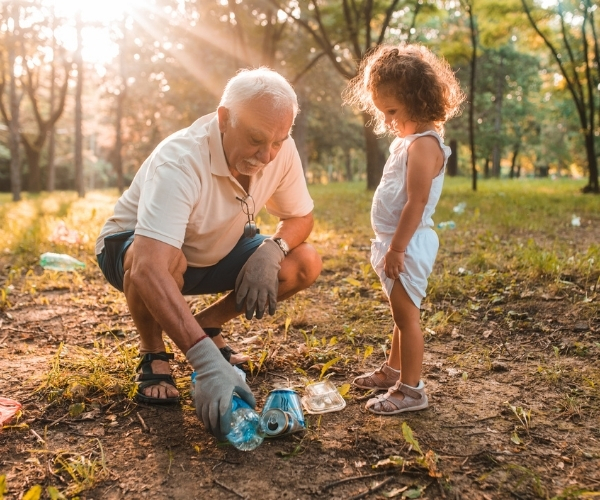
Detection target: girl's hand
<box><xmin>384</xmin><ymin>248</ymin><xmax>405</xmax><ymax>279</ymax></box>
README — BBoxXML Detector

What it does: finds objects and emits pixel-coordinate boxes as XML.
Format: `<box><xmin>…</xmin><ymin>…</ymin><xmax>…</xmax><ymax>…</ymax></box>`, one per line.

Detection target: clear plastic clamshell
<box><xmin>301</xmin><ymin>380</ymin><xmax>347</xmax><ymax>414</ymax></box>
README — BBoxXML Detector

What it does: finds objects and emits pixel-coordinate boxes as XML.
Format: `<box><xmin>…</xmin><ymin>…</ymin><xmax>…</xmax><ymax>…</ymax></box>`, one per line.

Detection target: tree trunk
<box><xmin>22</xmin><ymin>137</ymin><xmax>44</xmax><ymax>192</ymax></box>
<box><xmin>582</xmin><ymin>132</ymin><xmax>600</xmax><ymax>193</ymax></box>
<box><xmin>483</xmin><ymin>157</ymin><xmax>490</xmax><ymax>178</ymax></box>
<box><xmin>74</xmin><ymin>10</ymin><xmax>85</xmax><ymax>198</ymax></box>
<box><xmin>8</xmin><ymin>25</ymin><xmax>22</xmax><ymax>201</ymax></box>
<box><xmin>47</xmin><ymin>126</ymin><xmax>56</xmax><ymax>192</ymax></box>
<box><xmin>509</xmin><ymin>143</ymin><xmax>520</xmax><ymax>179</ymax></box>
<box><xmin>345</xmin><ymin>149</ymin><xmax>353</xmax><ymax>181</ymax></box>
<box><xmin>447</xmin><ymin>139</ymin><xmax>458</xmax><ymax>176</ymax></box>
<box><xmin>464</xmin><ymin>0</ymin><xmax>478</xmax><ymax>191</ymax></box>
<box><xmin>363</xmin><ymin>112</ymin><xmax>386</xmax><ymax>190</ymax></box>
<box><xmin>492</xmin><ymin>56</ymin><xmax>504</xmax><ymax>178</ymax></box>
<box><xmin>46</xmin><ymin>13</ymin><xmax>57</xmax><ymax>192</ymax></box>
<box><xmin>293</xmin><ymin>87</ymin><xmax>310</xmax><ymax>174</ymax></box>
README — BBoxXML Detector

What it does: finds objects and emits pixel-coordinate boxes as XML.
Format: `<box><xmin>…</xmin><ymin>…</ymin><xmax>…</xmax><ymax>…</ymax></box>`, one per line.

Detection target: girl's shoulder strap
<box><xmin>410</xmin><ymin>130</ymin><xmax>451</xmax><ymax>157</ymax></box>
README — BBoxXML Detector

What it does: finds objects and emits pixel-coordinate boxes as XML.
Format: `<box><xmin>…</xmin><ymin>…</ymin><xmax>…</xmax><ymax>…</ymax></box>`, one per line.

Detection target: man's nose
<box><xmin>255</xmin><ymin>145</ymin><xmax>271</xmax><ymax>165</ymax></box>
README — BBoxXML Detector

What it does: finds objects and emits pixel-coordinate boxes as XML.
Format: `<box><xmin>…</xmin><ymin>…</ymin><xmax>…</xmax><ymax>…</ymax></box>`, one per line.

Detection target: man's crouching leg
<box><xmin>123</xmin><ymin>240</ymin><xmax>186</xmax><ymax>402</ymax></box>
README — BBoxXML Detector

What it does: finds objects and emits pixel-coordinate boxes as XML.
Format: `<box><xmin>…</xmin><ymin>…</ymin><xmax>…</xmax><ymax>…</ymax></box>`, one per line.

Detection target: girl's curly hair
<box><xmin>343</xmin><ymin>44</ymin><xmax>466</xmax><ymax>137</ymax></box>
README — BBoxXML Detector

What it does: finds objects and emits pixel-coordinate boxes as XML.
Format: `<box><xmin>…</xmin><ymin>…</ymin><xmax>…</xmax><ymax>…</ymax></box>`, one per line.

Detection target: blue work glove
<box><xmin>186</xmin><ymin>339</ymin><xmax>256</xmax><ymax>440</ymax></box>
<box><xmin>235</xmin><ymin>238</ymin><xmax>285</xmax><ymax>320</ymax></box>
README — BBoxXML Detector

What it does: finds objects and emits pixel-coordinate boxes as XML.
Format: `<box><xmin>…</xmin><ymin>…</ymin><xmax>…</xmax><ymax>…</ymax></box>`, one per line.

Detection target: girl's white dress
<box><xmin>371</xmin><ymin>130</ymin><xmax>450</xmax><ymax>308</ymax></box>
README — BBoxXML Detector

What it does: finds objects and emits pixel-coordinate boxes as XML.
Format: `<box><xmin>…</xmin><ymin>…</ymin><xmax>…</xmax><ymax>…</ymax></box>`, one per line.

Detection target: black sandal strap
<box><xmin>203</xmin><ymin>327</ymin><xmax>222</xmax><ymax>338</ymax></box>
<box><xmin>136</xmin><ymin>351</ymin><xmax>174</xmax><ymax>372</ymax></box>
<box><xmin>219</xmin><ymin>345</ymin><xmax>237</xmax><ymax>362</ymax></box>
<box><xmin>136</xmin><ymin>373</ymin><xmax>176</xmax><ymax>383</ymax></box>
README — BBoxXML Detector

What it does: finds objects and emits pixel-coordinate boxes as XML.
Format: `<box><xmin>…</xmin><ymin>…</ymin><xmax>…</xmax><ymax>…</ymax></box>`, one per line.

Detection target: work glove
<box><xmin>186</xmin><ymin>339</ymin><xmax>256</xmax><ymax>440</ymax></box>
<box><xmin>235</xmin><ymin>238</ymin><xmax>285</xmax><ymax>320</ymax></box>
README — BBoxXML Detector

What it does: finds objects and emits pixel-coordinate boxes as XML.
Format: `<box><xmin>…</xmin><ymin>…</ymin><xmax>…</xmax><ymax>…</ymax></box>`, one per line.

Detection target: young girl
<box><xmin>343</xmin><ymin>44</ymin><xmax>465</xmax><ymax>414</ymax></box>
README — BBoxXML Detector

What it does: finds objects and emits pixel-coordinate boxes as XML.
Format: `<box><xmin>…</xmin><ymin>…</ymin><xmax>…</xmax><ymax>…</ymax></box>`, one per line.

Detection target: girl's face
<box><xmin>372</xmin><ymin>92</ymin><xmax>419</xmax><ymax>138</ymax></box>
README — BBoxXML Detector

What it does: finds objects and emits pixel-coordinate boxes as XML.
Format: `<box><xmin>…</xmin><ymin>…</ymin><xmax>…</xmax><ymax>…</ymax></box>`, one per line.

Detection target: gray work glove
<box><xmin>186</xmin><ymin>339</ymin><xmax>256</xmax><ymax>440</ymax></box>
<box><xmin>235</xmin><ymin>238</ymin><xmax>285</xmax><ymax>320</ymax></box>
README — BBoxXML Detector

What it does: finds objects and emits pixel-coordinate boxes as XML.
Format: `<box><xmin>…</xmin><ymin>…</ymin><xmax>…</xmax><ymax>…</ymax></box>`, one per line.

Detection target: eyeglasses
<box><xmin>236</xmin><ymin>194</ymin><xmax>259</xmax><ymax>238</ymax></box>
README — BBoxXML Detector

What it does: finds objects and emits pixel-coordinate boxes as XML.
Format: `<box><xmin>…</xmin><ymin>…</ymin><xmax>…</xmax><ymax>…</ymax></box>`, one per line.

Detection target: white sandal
<box><xmin>352</xmin><ymin>362</ymin><xmax>400</xmax><ymax>391</ymax></box>
<box><xmin>365</xmin><ymin>380</ymin><xmax>428</xmax><ymax>415</ymax></box>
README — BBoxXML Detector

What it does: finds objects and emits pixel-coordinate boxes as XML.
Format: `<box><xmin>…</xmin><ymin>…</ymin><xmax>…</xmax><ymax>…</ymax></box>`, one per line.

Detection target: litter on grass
<box><xmin>0</xmin><ymin>397</ymin><xmax>22</xmax><ymax>428</ymax></box>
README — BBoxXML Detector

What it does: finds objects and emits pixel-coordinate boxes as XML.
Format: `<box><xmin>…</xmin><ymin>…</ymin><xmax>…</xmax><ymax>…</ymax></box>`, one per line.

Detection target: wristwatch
<box><xmin>272</xmin><ymin>237</ymin><xmax>289</xmax><ymax>257</ymax></box>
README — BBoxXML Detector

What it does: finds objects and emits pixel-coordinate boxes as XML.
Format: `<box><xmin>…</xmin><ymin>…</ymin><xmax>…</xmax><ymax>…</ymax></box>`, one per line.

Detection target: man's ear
<box><xmin>217</xmin><ymin>106</ymin><xmax>229</xmax><ymax>133</ymax></box>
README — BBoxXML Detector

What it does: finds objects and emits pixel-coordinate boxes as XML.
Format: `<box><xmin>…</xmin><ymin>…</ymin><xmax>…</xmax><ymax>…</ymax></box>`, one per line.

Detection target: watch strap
<box><xmin>272</xmin><ymin>237</ymin><xmax>289</xmax><ymax>256</ymax></box>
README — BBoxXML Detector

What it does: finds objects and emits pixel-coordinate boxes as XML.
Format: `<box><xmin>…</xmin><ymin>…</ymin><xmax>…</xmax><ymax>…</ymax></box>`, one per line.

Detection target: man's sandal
<box><xmin>134</xmin><ymin>352</ymin><xmax>179</xmax><ymax>405</ymax></box>
<box><xmin>365</xmin><ymin>381</ymin><xmax>428</xmax><ymax>415</ymax></box>
<box><xmin>204</xmin><ymin>328</ymin><xmax>246</xmax><ymax>368</ymax></box>
<box><xmin>353</xmin><ymin>362</ymin><xmax>400</xmax><ymax>391</ymax></box>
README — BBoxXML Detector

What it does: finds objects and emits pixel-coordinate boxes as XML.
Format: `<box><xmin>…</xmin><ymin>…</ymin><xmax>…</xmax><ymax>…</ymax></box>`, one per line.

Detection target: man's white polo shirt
<box><xmin>96</xmin><ymin>112</ymin><xmax>313</xmax><ymax>267</ymax></box>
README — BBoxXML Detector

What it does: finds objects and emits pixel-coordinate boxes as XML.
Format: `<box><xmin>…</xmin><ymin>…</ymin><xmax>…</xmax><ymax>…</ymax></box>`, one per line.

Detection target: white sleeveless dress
<box><xmin>370</xmin><ymin>130</ymin><xmax>450</xmax><ymax>308</ymax></box>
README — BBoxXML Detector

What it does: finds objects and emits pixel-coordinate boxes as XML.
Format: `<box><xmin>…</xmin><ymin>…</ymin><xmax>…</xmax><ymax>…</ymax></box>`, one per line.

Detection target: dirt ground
<box><xmin>1</xmin><ymin>229</ymin><xmax>599</xmax><ymax>500</ymax></box>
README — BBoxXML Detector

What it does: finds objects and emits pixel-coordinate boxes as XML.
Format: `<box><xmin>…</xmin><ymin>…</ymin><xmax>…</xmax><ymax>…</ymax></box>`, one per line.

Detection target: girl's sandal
<box><xmin>365</xmin><ymin>381</ymin><xmax>429</xmax><ymax>415</ymax></box>
<box><xmin>353</xmin><ymin>362</ymin><xmax>400</xmax><ymax>391</ymax></box>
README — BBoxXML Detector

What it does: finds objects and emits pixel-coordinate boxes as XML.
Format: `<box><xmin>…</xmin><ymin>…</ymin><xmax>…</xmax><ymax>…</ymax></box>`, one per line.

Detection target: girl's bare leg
<box><xmin>389</xmin><ymin>280</ymin><xmax>423</xmax><ymax>389</ymax></box>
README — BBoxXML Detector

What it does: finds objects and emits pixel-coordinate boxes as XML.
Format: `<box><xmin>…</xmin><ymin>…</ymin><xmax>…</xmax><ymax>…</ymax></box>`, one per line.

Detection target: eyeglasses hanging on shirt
<box><xmin>236</xmin><ymin>194</ymin><xmax>260</xmax><ymax>238</ymax></box>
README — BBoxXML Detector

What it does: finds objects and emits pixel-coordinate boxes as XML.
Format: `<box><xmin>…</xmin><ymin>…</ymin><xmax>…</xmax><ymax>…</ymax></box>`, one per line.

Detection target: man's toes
<box><xmin>143</xmin><ymin>382</ymin><xmax>178</xmax><ymax>399</ymax></box>
<box><xmin>229</xmin><ymin>353</ymin><xmax>250</xmax><ymax>365</ymax></box>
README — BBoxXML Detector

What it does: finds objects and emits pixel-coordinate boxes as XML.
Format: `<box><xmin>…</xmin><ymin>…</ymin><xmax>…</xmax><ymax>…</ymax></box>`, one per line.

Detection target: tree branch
<box><xmin>377</xmin><ymin>0</ymin><xmax>404</xmax><ymax>46</ymax></box>
<box><xmin>520</xmin><ymin>0</ymin><xmax>586</xmax><ymax>119</ymax></box>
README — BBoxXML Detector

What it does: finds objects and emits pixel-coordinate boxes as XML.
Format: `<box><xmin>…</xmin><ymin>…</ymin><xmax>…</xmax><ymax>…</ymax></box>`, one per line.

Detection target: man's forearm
<box><xmin>273</xmin><ymin>213</ymin><xmax>314</xmax><ymax>251</ymax></box>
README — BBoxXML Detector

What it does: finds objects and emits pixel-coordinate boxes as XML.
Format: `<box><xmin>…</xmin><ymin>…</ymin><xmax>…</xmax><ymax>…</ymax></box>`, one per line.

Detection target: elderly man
<box><xmin>95</xmin><ymin>68</ymin><xmax>322</xmax><ymax>439</ymax></box>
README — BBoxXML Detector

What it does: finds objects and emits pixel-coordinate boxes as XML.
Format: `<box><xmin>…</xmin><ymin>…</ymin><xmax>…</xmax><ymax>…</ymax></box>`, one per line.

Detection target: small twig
<box><xmin>510</xmin><ymin>491</ymin><xmax>527</xmax><ymax>500</ymax></box>
<box><xmin>441</xmin><ymin>424</ymin><xmax>475</xmax><ymax>429</ymax></box>
<box><xmin>355</xmin><ymin>389</ymin><xmax>380</xmax><ymax>401</ymax></box>
<box><xmin>213</xmin><ymin>478</ymin><xmax>247</xmax><ymax>499</ymax></box>
<box><xmin>4</xmin><ymin>326</ymin><xmax>43</xmax><ymax>335</ymax></box>
<box><xmin>0</xmin><ymin>334</ymin><xmax>8</xmax><ymax>345</ymax></box>
<box><xmin>322</xmin><ymin>471</ymin><xmax>390</xmax><ymax>491</ymax></box>
<box><xmin>108</xmin><ymin>337</ymin><xmax>137</xmax><ymax>355</ymax></box>
<box><xmin>474</xmin><ymin>414</ymin><xmax>501</xmax><ymax>422</ymax></box>
<box><xmin>265</xmin><ymin>371</ymin><xmax>291</xmax><ymax>385</ymax></box>
<box><xmin>48</xmin><ymin>414</ymin><xmax>69</xmax><ymax>427</ymax></box>
<box><xmin>348</xmin><ymin>476</ymin><xmax>395</xmax><ymax>500</ymax></box>
<box><xmin>136</xmin><ymin>412</ymin><xmax>149</xmax><ymax>433</ymax></box>
<box><xmin>30</xmin><ymin>428</ymin><xmax>46</xmax><ymax>444</ymax></box>
<box><xmin>47</xmin><ymin>460</ymin><xmax>66</xmax><ymax>483</ymax></box>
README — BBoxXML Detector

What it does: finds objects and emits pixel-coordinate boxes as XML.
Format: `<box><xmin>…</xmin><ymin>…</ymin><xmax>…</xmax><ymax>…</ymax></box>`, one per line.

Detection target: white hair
<box><xmin>219</xmin><ymin>67</ymin><xmax>299</xmax><ymax>125</ymax></box>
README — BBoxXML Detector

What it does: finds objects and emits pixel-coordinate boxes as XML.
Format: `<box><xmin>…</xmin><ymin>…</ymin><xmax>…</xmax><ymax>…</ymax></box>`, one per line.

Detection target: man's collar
<box><xmin>208</xmin><ymin>115</ymin><xmax>231</xmax><ymax>177</ymax></box>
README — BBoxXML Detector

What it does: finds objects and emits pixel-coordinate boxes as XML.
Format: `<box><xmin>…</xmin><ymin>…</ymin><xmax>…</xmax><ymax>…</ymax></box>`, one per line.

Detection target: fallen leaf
<box><xmin>344</xmin><ymin>277</ymin><xmax>361</xmax><ymax>287</ymax></box>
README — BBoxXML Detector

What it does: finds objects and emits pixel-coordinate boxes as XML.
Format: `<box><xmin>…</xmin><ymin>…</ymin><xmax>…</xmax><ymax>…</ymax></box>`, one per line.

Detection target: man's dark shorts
<box><xmin>96</xmin><ymin>230</ymin><xmax>268</xmax><ymax>295</ymax></box>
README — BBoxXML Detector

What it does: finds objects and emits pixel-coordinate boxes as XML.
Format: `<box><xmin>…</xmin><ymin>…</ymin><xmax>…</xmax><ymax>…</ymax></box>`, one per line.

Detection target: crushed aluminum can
<box><xmin>261</xmin><ymin>408</ymin><xmax>304</xmax><ymax>437</ymax></box>
<box><xmin>260</xmin><ymin>388</ymin><xmax>306</xmax><ymax>436</ymax></box>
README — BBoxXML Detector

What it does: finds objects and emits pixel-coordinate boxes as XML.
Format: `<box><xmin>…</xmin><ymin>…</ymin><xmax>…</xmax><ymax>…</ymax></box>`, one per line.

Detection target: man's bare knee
<box><xmin>284</xmin><ymin>243</ymin><xmax>322</xmax><ymax>288</ymax></box>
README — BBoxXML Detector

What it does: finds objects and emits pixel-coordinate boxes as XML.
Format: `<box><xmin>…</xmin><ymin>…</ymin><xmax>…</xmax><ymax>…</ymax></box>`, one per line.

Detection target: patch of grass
<box><xmin>38</xmin><ymin>341</ymin><xmax>139</xmax><ymax>403</ymax></box>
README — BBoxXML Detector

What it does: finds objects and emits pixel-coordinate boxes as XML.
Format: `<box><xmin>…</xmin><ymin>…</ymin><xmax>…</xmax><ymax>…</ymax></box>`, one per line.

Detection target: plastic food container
<box><xmin>301</xmin><ymin>380</ymin><xmax>347</xmax><ymax>414</ymax></box>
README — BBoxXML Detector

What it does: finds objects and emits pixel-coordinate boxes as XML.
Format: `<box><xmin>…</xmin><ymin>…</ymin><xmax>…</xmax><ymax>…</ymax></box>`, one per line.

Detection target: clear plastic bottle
<box><xmin>226</xmin><ymin>396</ymin><xmax>264</xmax><ymax>451</ymax></box>
<box><xmin>437</xmin><ymin>221</ymin><xmax>456</xmax><ymax>230</ymax></box>
<box><xmin>39</xmin><ymin>252</ymin><xmax>85</xmax><ymax>271</ymax></box>
<box><xmin>190</xmin><ymin>371</ymin><xmax>263</xmax><ymax>451</ymax></box>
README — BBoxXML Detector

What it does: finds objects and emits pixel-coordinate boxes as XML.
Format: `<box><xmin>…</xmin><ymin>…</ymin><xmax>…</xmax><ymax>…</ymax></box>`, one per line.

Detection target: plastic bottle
<box><xmin>437</xmin><ymin>221</ymin><xmax>456</xmax><ymax>230</ymax></box>
<box><xmin>39</xmin><ymin>252</ymin><xmax>86</xmax><ymax>271</ymax></box>
<box><xmin>226</xmin><ymin>396</ymin><xmax>264</xmax><ymax>451</ymax></box>
<box><xmin>190</xmin><ymin>370</ymin><xmax>264</xmax><ymax>451</ymax></box>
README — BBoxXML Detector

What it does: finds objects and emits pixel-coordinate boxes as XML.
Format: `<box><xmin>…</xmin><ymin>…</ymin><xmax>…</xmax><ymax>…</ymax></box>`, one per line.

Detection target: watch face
<box><xmin>276</xmin><ymin>238</ymin><xmax>289</xmax><ymax>254</ymax></box>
